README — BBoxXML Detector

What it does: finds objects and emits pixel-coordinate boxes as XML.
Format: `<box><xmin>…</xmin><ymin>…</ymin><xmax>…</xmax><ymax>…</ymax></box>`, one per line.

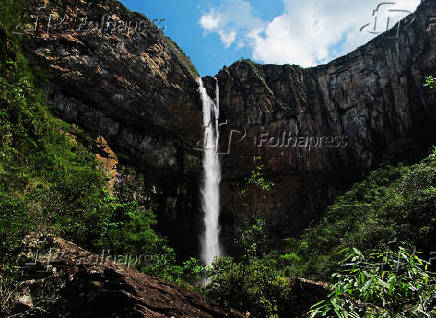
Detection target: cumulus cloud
<box><xmin>218</xmin><ymin>30</ymin><xmax>237</xmax><ymax>48</ymax></box>
<box><xmin>200</xmin><ymin>10</ymin><xmax>221</xmax><ymax>30</ymax></box>
<box><xmin>199</xmin><ymin>0</ymin><xmax>421</xmax><ymax>66</ymax></box>
<box><xmin>199</xmin><ymin>0</ymin><xmax>265</xmax><ymax>49</ymax></box>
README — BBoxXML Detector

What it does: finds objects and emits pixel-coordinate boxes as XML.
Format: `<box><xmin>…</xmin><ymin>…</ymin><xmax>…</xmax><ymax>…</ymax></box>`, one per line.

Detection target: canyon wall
<box><xmin>205</xmin><ymin>0</ymin><xmax>436</xmax><ymax>248</ymax></box>
<box><xmin>20</xmin><ymin>0</ymin><xmax>436</xmax><ymax>257</ymax></box>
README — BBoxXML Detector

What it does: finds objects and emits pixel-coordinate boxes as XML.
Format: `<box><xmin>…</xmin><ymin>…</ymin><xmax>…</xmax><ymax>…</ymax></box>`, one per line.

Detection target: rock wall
<box><xmin>204</xmin><ymin>0</ymin><xmax>436</xmax><ymax>248</ymax></box>
<box><xmin>20</xmin><ymin>0</ymin><xmax>436</xmax><ymax>257</ymax></box>
<box><xmin>20</xmin><ymin>0</ymin><xmax>205</xmax><ymax>258</ymax></box>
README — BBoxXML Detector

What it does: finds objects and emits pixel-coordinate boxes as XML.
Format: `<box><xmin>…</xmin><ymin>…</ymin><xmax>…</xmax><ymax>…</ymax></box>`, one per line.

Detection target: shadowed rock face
<box><xmin>20</xmin><ymin>0</ymin><xmax>436</xmax><ymax>257</ymax></box>
<box><xmin>10</xmin><ymin>234</ymin><xmax>244</xmax><ymax>318</ymax></box>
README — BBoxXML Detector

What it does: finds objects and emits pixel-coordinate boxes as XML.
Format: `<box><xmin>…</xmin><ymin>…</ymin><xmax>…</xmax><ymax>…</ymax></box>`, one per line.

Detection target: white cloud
<box><xmin>198</xmin><ymin>0</ymin><xmax>264</xmax><ymax>48</ymax></box>
<box><xmin>199</xmin><ymin>0</ymin><xmax>421</xmax><ymax>66</ymax></box>
<box><xmin>200</xmin><ymin>10</ymin><xmax>221</xmax><ymax>30</ymax></box>
<box><xmin>218</xmin><ymin>30</ymin><xmax>237</xmax><ymax>47</ymax></box>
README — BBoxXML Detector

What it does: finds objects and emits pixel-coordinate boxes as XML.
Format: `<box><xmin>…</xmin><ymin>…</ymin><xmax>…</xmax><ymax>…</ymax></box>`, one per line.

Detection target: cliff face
<box><xmin>20</xmin><ymin>0</ymin><xmax>205</xmax><ymax>257</ymax></box>
<box><xmin>206</xmin><ymin>0</ymin><xmax>436</xmax><ymax>246</ymax></box>
<box><xmin>21</xmin><ymin>0</ymin><xmax>201</xmax><ymax>165</ymax></box>
<box><xmin>20</xmin><ymin>0</ymin><xmax>436</xmax><ymax>256</ymax></box>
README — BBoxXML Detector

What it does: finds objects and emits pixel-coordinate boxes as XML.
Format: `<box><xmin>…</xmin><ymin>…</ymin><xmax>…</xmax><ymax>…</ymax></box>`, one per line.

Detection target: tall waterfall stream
<box><xmin>198</xmin><ymin>78</ymin><xmax>222</xmax><ymax>266</ymax></box>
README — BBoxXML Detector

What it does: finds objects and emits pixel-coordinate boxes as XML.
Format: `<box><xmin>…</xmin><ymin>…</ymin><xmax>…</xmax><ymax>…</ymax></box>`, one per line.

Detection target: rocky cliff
<box><xmin>205</xmin><ymin>0</ymin><xmax>436</xmax><ymax>246</ymax></box>
<box><xmin>19</xmin><ymin>0</ymin><xmax>436</xmax><ymax>256</ymax></box>
<box><xmin>19</xmin><ymin>0</ymin><xmax>205</xmax><ymax>258</ymax></box>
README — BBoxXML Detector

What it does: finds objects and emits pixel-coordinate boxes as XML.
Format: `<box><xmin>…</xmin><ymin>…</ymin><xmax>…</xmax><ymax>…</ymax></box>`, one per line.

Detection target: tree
<box><xmin>205</xmin><ymin>160</ymin><xmax>289</xmax><ymax>318</ymax></box>
<box><xmin>236</xmin><ymin>156</ymin><xmax>275</xmax><ymax>220</ymax></box>
<box><xmin>205</xmin><ymin>220</ymin><xmax>291</xmax><ymax>318</ymax></box>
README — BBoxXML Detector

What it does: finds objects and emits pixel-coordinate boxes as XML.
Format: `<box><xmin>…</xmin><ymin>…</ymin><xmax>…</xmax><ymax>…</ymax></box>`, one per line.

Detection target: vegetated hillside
<box><xmin>0</xmin><ymin>0</ymin><xmax>114</xmax><ymax>259</ymax></box>
<box><xmin>18</xmin><ymin>0</ymin><xmax>206</xmax><ymax>260</ymax></box>
<box><xmin>193</xmin><ymin>150</ymin><xmax>436</xmax><ymax>317</ymax></box>
<box><xmin>271</xmin><ymin>149</ymin><xmax>436</xmax><ymax>281</ymax></box>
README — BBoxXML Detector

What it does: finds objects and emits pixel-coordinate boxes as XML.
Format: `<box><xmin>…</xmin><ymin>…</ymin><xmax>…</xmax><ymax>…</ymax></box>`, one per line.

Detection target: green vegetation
<box><xmin>206</xmin><ymin>219</ymin><xmax>292</xmax><ymax>318</ymax></box>
<box><xmin>206</xmin><ymin>152</ymin><xmax>436</xmax><ymax>317</ymax></box>
<box><xmin>310</xmin><ymin>247</ymin><xmax>436</xmax><ymax>317</ymax></box>
<box><xmin>272</xmin><ymin>151</ymin><xmax>436</xmax><ymax>281</ymax></box>
<box><xmin>424</xmin><ymin>75</ymin><xmax>435</xmax><ymax>91</ymax></box>
<box><xmin>236</xmin><ymin>156</ymin><xmax>275</xmax><ymax>218</ymax></box>
<box><xmin>243</xmin><ymin>60</ymin><xmax>275</xmax><ymax>96</ymax></box>
<box><xmin>206</xmin><ymin>158</ymin><xmax>291</xmax><ymax>318</ymax></box>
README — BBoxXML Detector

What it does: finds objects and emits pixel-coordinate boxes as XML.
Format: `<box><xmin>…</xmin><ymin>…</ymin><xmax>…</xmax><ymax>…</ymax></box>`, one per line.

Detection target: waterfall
<box><xmin>198</xmin><ymin>77</ymin><xmax>222</xmax><ymax>266</ymax></box>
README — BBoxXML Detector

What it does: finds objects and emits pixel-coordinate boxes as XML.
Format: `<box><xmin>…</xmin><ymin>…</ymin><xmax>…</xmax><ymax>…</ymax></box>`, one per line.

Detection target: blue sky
<box><xmin>119</xmin><ymin>0</ymin><xmax>420</xmax><ymax>77</ymax></box>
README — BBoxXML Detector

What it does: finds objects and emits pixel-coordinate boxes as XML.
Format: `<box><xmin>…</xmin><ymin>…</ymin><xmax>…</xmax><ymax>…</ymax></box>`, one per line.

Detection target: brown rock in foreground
<box><xmin>11</xmin><ymin>234</ymin><xmax>243</xmax><ymax>318</ymax></box>
<box><xmin>8</xmin><ymin>234</ymin><xmax>327</xmax><ymax>317</ymax></box>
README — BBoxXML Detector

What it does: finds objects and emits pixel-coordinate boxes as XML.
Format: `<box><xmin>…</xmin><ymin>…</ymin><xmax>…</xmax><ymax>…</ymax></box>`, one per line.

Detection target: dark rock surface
<box><xmin>8</xmin><ymin>234</ymin><xmax>326</xmax><ymax>318</ymax></box>
<box><xmin>20</xmin><ymin>0</ymin><xmax>436</xmax><ymax>256</ymax></box>
<box><xmin>9</xmin><ymin>234</ymin><xmax>244</xmax><ymax>317</ymax></box>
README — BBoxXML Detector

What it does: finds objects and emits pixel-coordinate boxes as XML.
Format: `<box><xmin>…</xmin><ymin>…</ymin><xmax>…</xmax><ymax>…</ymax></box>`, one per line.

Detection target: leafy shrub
<box><xmin>424</xmin><ymin>76</ymin><xmax>435</xmax><ymax>91</ymax></box>
<box><xmin>310</xmin><ymin>247</ymin><xmax>436</xmax><ymax>317</ymax></box>
<box><xmin>207</xmin><ymin>257</ymin><xmax>291</xmax><ymax>318</ymax></box>
<box><xmin>206</xmin><ymin>219</ymin><xmax>292</xmax><ymax>318</ymax></box>
<box><xmin>235</xmin><ymin>156</ymin><xmax>275</xmax><ymax>219</ymax></box>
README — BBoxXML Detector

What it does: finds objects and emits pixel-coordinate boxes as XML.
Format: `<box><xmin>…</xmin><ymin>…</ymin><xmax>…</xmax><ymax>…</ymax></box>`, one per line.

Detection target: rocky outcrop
<box><xmin>95</xmin><ymin>135</ymin><xmax>118</xmax><ymax>192</ymax></box>
<box><xmin>19</xmin><ymin>0</ymin><xmax>436</xmax><ymax>256</ymax></box>
<box><xmin>7</xmin><ymin>234</ymin><xmax>327</xmax><ymax>318</ymax></box>
<box><xmin>9</xmin><ymin>234</ymin><xmax>243</xmax><ymax>318</ymax></box>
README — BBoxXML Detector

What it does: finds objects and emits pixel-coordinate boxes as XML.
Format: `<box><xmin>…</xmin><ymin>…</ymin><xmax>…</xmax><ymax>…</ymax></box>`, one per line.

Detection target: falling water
<box><xmin>198</xmin><ymin>77</ymin><xmax>222</xmax><ymax>266</ymax></box>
